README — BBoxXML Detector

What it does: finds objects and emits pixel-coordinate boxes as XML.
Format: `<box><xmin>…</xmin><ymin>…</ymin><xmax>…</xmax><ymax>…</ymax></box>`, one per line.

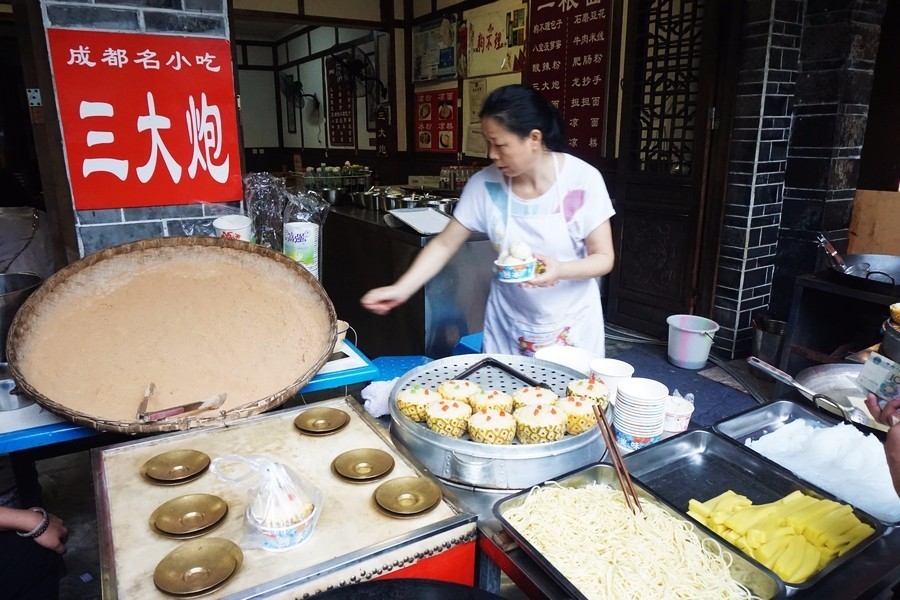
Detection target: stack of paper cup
<box><xmin>613</xmin><ymin>378</ymin><xmax>668</xmax><ymax>451</ymax></box>
<box><xmin>283</xmin><ymin>222</ymin><xmax>320</xmax><ymax>279</ymax></box>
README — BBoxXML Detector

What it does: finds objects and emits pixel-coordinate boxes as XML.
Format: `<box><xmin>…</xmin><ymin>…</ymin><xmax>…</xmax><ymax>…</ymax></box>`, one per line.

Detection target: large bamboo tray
<box><xmin>6</xmin><ymin>236</ymin><xmax>336</xmax><ymax>434</ymax></box>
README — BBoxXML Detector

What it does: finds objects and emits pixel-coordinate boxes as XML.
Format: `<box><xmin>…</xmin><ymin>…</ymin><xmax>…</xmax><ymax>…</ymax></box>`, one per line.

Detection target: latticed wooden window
<box><xmin>628</xmin><ymin>0</ymin><xmax>704</xmax><ymax>176</ymax></box>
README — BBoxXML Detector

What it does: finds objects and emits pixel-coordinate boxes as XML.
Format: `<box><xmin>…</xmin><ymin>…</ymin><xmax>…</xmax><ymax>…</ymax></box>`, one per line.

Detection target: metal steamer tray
<box><xmin>389</xmin><ymin>354</ymin><xmax>605</xmax><ymax>490</ymax></box>
<box><xmin>494</xmin><ymin>464</ymin><xmax>785</xmax><ymax>600</ymax></box>
<box><xmin>715</xmin><ymin>400</ymin><xmax>900</xmax><ymax>527</ymax></box>
<box><xmin>622</xmin><ymin>430</ymin><xmax>884</xmax><ymax>592</ymax></box>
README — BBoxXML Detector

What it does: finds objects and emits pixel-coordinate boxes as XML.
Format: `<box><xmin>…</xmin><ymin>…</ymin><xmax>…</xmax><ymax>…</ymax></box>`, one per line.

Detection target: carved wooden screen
<box><xmin>629</xmin><ymin>0</ymin><xmax>703</xmax><ymax>176</ymax></box>
<box><xmin>607</xmin><ymin>0</ymin><xmax>716</xmax><ymax>336</ymax></box>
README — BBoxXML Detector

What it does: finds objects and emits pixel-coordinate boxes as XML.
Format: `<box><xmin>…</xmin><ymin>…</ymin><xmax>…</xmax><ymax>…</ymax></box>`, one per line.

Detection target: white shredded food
<box><xmin>748</xmin><ymin>419</ymin><xmax>900</xmax><ymax>522</ymax></box>
<box><xmin>502</xmin><ymin>483</ymin><xmax>757</xmax><ymax>599</ymax></box>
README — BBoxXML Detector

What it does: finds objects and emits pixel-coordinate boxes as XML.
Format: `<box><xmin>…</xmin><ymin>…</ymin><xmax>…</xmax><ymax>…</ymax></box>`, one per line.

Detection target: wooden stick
<box><xmin>593</xmin><ymin>404</ymin><xmax>642</xmax><ymax>514</ymax></box>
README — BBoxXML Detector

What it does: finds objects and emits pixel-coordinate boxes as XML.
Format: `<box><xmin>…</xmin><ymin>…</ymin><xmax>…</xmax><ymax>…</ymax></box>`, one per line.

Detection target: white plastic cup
<box><xmin>283</xmin><ymin>222</ymin><xmax>320</xmax><ymax>280</ymax></box>
<box><xmin>589</xmin><ymin>358</ymin><xmax>635</xmax><ymax>403</ymax></box>
<box><xmin>663</xmin><ymin>395</ymin><xmax>695</xmax><ymax>432</ymax></box>
<box><xmin>213</xmin><ymin>214</ymin><xmax>253</xmax><ymax>241</ymax></box>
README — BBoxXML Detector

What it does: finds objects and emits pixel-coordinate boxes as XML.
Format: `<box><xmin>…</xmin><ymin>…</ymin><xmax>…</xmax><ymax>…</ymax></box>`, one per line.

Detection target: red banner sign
<box><xmin>326</xmin><ymin>57</ymin><xmax>356</xmax><ymax>147</ymax></box>
<box><xmin>526</xmin><ymin>0</ymin><xmax>612</xmax><ymax>162</ymax></box>
<box><xmin>414</xmin><ymin>88</ymin><xmax>458</xmax><ymax>153</ymax></box>
<box><xmin>46</xmin><ymin>28</ymin><xmax>242</xmax><ymax>210</ymax></box>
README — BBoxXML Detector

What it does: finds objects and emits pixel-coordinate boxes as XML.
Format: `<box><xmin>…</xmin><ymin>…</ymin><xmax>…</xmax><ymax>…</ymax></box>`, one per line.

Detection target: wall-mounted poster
<box><xmin>465</xmin><ymin>2</ymin><xmax>527</xmax><ymax>78</ymax></box>
<box><xmin>527</xmin><ymin>0</ymin><xmax>612</xmax><ymax>162</ymax></box>
<box><xmin>326</xmin><ymin>56</ymin><xmax>356</xmax><ymax>147</ymax></box>
<box><xmin>462</xmin><ymin>73</ymin><xmax>521</xmax><ymax>158</ymax></box>
<box><xmin>415</xmin><ymin>87</ymin><xmax>458</xmax><ymax>153</ymax></box>
<box><xmin>46</xmin><ymin>28</ymin><xmax>242</xmax><ymax>210</ymax></box>
<box><xmin>413</xmin><ymin>16</ymin><xmax>458</xmax><ymax>81</ymax></box>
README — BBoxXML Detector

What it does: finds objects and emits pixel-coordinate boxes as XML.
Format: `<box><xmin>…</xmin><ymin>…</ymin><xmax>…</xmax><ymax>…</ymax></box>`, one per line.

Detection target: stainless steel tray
<box><xmin>715</xmin><ymin>400</ymin><xmax>900</xmax><ymax>527</ymax></box>
<box><xmin>713</xmin><ymin>400</ymin><xmax>838</xmax><ymax>443</ymax></box>
<box><xmin>389</xmin><ymin>354</ymin><xmax>605</xmax><ymax>489</ymax></box>
<box><xmin>494</xmin><ymin>463</ymin><xmax>784</xmax><ymax>600</ymax></box>
<box><xmin>623</xmin><ymin>430</ymin><xmax>884</xmax><ymax>591</ymax></box>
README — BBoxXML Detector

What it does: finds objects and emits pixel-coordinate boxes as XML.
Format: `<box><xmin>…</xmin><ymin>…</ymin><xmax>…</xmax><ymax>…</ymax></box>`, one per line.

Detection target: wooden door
<box><xmin>607</xmin><ymin>0</ymin><xmax>736</xmax><ymax>337</ymax></box>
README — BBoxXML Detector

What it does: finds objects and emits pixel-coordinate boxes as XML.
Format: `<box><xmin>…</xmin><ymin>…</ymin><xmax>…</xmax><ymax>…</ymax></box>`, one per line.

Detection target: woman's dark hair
<box><xmin>478</xmin><ymin>84</ymin><xmax>567</xmax><ymax>152</ymax></box>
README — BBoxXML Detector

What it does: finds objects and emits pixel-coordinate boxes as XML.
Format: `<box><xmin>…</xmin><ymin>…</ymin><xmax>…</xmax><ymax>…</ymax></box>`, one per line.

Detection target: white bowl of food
<box><xmin>494</xmin><ymin>241</ymin><xmax>537</xmax><ymax>283</ymax></box>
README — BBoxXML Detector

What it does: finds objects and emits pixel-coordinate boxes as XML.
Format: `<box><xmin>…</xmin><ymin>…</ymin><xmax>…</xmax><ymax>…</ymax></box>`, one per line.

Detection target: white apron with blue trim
<box><xmin>482</xmin><ymin>154</ymin><xmax>605</xmax><ymax>357</ymax></box>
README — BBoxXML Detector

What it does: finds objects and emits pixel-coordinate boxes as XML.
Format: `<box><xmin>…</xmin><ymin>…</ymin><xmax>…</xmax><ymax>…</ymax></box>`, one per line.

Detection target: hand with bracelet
<box><xmin>0</xmin><ymin>505</ymin><xmax>68</xmax><ymax>554</ymax></box>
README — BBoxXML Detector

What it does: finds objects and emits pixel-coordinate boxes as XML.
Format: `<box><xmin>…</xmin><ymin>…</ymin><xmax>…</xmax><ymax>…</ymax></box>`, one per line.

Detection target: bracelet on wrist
<box><xmin>16</xmin><ymin>507</ymin><xmax>49</xmax><ymax>539</ymax></box>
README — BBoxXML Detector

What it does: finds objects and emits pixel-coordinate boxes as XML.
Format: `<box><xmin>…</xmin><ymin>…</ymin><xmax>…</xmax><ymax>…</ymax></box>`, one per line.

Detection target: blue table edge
<box><xmin>0</xmin><ymin>341</ymin><xmax>378</xmax><ymax>454</ymax></box>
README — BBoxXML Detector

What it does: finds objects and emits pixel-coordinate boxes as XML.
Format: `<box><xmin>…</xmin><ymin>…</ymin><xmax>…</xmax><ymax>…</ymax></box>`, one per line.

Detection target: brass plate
<box><xmin>150</xmin><ymin>494</ymin><xmax>228</xmax><ymax>536</ymax></box>
<box><xmin>142</xmin><ymin>449</ymin><xmax>211</xmax><ymax>483</ymax></box>
<box><xmin>294</xmin><ymin>407</ymin><xmax>350</xmax><ymax>435</ymax></box>
<box><xmin>332</xmin><ymin>448</ymin><xmax>395</xmax><ymax>482</ymax></box>
<box><xmin>153</xmin><ymin>537</ymin><xmax>242</xmax><ymax>596</ymax></box>
<box><xmin>373</xmin><ymin>477</ymin><xmax>442</xmax><ymax>516</ymax></box>
<box><xmin>150</xmin><ymin>516</ymin><xmax>225</xmax><ymax>540</ymax></box>
<box><xmin>372</xmin><ymin>498</ymin><xmax>439</xmax><ymax>520</ymax></box>
<box><xmin>141</xmin><ymin>469</ymin><xmax>206</xmax><ymax>487</ymax></box>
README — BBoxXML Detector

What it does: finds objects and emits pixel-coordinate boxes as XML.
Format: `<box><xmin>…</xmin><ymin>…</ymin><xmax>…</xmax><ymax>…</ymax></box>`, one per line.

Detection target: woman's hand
<box><xmin>865</xmin><ymin>392</ymin><xmax>900</xmax><ymax>496</ymax></box>
<box><xmin>35</xmin><ymin>513</ymin><xmax>68</xmax><ymax>554</ymax></box>
<box><xmin>865</xmin><ymin>392</ymin><xmax>900</xmax><ymax>427</ymax></box>
<box><xmin>524</xmin><ymin>254</ymin><xmax>561</xmax><ymax>288</ymax></box>
<box><xmin>361</xmin><ymin>285</ymin><xmax>411</xmax><ymax>315</ymax></box>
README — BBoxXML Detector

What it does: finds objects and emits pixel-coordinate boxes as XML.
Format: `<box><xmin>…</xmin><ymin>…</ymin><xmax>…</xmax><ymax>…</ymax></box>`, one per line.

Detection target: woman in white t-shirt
<box><xmin>361</xmin><ymin>84</ymin><xmax>615</xmax><ymax>357</ymax></box>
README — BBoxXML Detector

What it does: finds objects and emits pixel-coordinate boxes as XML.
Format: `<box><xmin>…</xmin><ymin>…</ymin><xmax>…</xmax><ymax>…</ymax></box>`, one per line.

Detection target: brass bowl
<box><xmin>373</xmin><ymin>477</ymin><xmax>441</xmax><ymax>516</ymax></box>
<box><xmin>294</xmin><ymin>407</ymin><xmax>350</xmax><ymax>436</ymax></box>
<box><xmin>141</xmin><ymin>449</ymin><xmax>210</xmax><ymax>483</ymax></box>
<box><xmin>153</xmin><ymin>537</ymin><xmax>242</xmax><ymax>596</ymax></box>
<box><xmin>332</xmin><ymin>448</ymin><xmax>395</xmax><ymax>482</ymax></box>
<box><xmin>150</xmin><ymin>494</ymin><xmax>228</xmax><ymax>536</ymax></box>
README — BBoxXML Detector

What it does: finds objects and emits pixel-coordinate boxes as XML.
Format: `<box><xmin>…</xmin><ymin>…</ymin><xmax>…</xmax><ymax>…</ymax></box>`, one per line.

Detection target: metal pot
<box><xmin>378</xmin><ymin>194</ymin><xmax>402</xmax><ymax>212</ymax></box>
<box><xmin>389</xmin><ymin>354</ymin><xmax>605</xmax><ymax>490</ymax></box>
<box><xmin>320</xmin><ymin>188</ymin><xmax>344</xmax><ymax>205</ymax></box>
<box><xmin>882</xmin><ymin>319</ymin><xmax>900</xmax><ymax>363</ymax></box>
<box><xmin>360</xmin><ymin>191</ymin><xmax>380</xmax><ymax>211</ymax></box>
<box><xmin>817</xmin><ymin>236</ymin><xmax>900</xmax><ymax>294</ymax></box>
<box><xmin>427</xmin><ymin>198</ymin><xmax>458</xmax><ymax>216</ymax></box>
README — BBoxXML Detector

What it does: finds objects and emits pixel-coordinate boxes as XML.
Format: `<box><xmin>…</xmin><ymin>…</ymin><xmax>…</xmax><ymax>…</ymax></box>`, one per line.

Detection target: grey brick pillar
<box><xmin>713</xmin><ymin>0</ymin><xmax>803</xmax><ymax>357</ymax></box>
<box><xmin>40</xmin><ymin>0</ymin><xmax>238</xmax><ymax>256</ymax></box>
<box><xmin>771</xmin><ymin>0</ymin><xmax>888</xmax><ymax>316</ymax></box>
<box><xmin>713</xmin><ymin>0</ymin><xmax>887</xmax><ymax>358</ymax></box>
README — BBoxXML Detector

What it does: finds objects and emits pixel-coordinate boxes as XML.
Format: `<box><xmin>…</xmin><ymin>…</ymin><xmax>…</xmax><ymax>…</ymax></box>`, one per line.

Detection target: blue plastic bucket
<box><xmin>666</xmin><ymin>315</ymin><xmax>719</xmax><ymax>369</ymax></box>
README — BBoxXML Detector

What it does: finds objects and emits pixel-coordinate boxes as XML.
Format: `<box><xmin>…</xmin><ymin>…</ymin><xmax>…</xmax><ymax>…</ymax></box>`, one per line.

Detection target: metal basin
<box><xmin>389</xmin><ymin>353</ymin><xmax>605</xmax><ymax>490</ymax></box>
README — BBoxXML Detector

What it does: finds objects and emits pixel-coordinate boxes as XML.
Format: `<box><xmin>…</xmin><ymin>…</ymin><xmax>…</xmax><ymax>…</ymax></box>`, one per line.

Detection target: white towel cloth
<box><xmin>360</xmin><ymin>378</ymin><xmax>399</xmax><ymax>418</ymax></box>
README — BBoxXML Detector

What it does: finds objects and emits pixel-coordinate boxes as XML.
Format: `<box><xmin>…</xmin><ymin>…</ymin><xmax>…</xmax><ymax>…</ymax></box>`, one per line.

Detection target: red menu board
<box><xmin>414</xmin><ymin>88</ymin><xmax>459</xmax><ymax>153</ymax></box>
<box><xmin>526</xmin><ymin>1</ymin><xmax>612</xmax><ymax>162</ymax></box>
<box><xmin>326</xmin><ymin>56</ymin><xmax>356</xmax><ymax>147</ymax></box>
<box><xmin>46</xmin><ymin>28</ymin><xmax>242</xmax><ymax>210</ymax></box>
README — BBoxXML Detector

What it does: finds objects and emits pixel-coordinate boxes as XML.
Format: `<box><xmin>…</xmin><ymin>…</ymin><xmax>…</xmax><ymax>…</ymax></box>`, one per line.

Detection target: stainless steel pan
<box><xmin>746</xmin><ymin>357</ymin><xmax>875</xmax><ymax>428</ymax></box>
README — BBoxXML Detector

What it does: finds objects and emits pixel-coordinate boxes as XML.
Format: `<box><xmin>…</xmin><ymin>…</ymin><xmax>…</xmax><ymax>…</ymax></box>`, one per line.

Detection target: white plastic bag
<box><xmin>211</xmin><ymin>454</ymin><xmax>323</xmax><ymax>552</ymax></box>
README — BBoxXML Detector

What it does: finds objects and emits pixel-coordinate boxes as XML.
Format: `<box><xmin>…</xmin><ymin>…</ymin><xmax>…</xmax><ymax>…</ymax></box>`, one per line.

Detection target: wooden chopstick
<box><xmin>593</xmin><ymin>404</ymin><xmax>643</xmax><ymax>514</ymax></box>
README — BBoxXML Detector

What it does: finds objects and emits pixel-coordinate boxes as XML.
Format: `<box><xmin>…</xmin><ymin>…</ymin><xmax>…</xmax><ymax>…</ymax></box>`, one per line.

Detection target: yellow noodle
<box><xmin>503</xmin><ymin>483</ymin><xmax>758</xmax><ymax>600</ymax></box>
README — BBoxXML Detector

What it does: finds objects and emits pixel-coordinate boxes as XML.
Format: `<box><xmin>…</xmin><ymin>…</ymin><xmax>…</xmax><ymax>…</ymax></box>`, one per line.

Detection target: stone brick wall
<box><xmin>713</xmin><ymin>0</ymin><xmax>802</xmax><ymax>357</ymax></box>
<box><xmin>40</xmin><ymin>0</ymin><xmax>238</xmax><ymax>256</ymax></box>
<box><xmin>772</xmin><ymin>0</ymin><xmax>887</xmax><ymax>316</ymax></box>
<box><xmin>713</xmin><ymin>0</ymin><xmax>886</xmax><ymax>358</ymax></box>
